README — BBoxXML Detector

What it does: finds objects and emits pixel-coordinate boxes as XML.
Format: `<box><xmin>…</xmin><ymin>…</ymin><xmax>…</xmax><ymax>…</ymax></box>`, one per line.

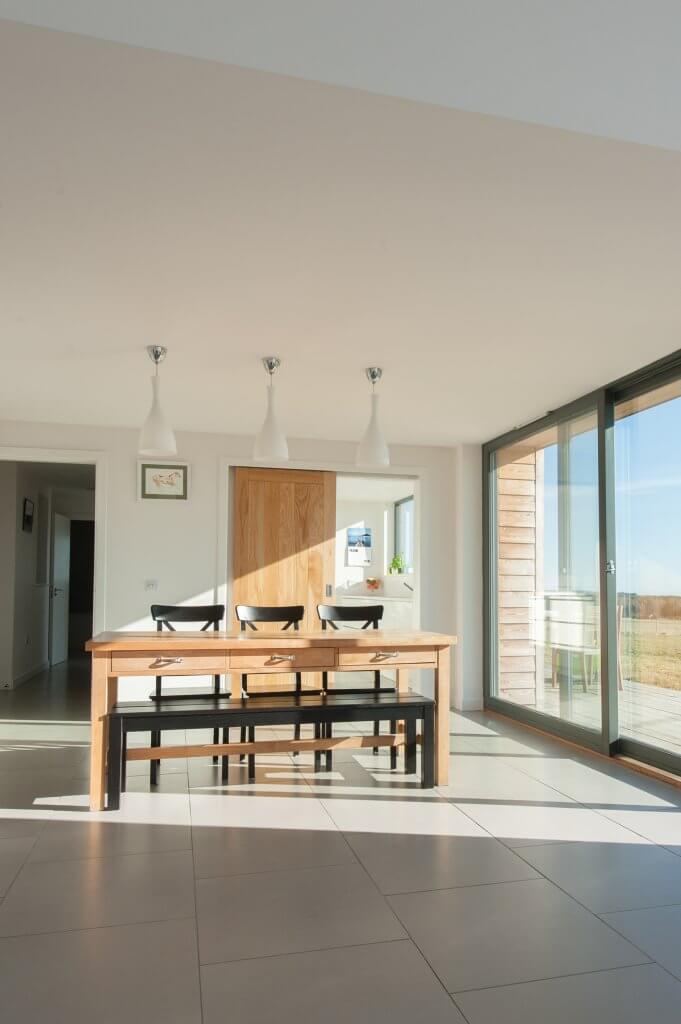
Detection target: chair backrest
<box><xmin>235</xmin><ymin>604</ymin><xmax>305</xmax><ymax>632</ymax></box>
<box><xmin>317</xmin><ymin>603</ymin><xmax>383</xmax><ymax>630</ymax></box>
<box><xmin>151</xmin><ymin>604</ymin><xmax>224</xmax><ymax>632</ymax></box>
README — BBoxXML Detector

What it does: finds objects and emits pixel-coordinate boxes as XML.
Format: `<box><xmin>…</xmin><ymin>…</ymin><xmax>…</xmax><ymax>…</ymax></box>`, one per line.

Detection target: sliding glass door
<box><xmin>615</xmin><ymin>379</ymin><xmax>681</xmax><ymax>760</ymax></box>
<box><xmin>489</xmin><ymin>405</ymin><xmax>602</xmax><ymax>737</ymax></box>
<box><xmin>484</xmin><ymin>351</ymin><xmax>681</xmax><ymax>772</ymax></box>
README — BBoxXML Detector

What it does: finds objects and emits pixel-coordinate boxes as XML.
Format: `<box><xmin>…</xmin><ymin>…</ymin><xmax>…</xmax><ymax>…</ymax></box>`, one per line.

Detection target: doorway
<box><xmin>0</xmin><ymin>460</ymin><xmax>96</xmax><ymax>723</ymax></box>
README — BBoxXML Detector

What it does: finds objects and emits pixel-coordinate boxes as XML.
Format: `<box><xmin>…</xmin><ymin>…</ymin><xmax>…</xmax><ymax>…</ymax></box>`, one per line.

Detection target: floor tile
<box><xmin>0</xmin><ymin>917</ymin><xmax>201</xmax><ymax>1023</ymax></box>
<box><xmin>455</xmin><ymin>963</ymin><xmax>681</xmax><ymax>1024</ymax></box>
<box><xmin>509</xmin><ymin>753</ymin><xmax>677</xmax><ymax>809</ymax></box>
<box><xmin>192</xmin><ymin>824</ymin><xmax>355</xmax><ymax>878</ymax></box>
<box><xmin>603</xmin><ymin>904</ymin><xmax>681</xmax><ymax>979</ymax></box>
<box><xmin>202</xmin><ymin>939</ymin><xmax>465</xmax><ymax>1023</ymax></box>
<box><xmin>321</xmin><ymin>796</ymin><xmax>488</xmax><ymax>836</ymax></box>
<box><xmin>0</xmin><ymin>836</ymin><xmax>35</xmax><ymax>896</ymax></box>
<box><xmin>28</xmin><ymin>819</ymin><xmax>191</xmax><ymax>863</ymax></box>
<box><xmin>344</xmin><ymin>832</ymin><xmax>539</xmax><ymax>894</ymax></box>
<box><xmin>389</xmin><ymin>879</ymin><xmax>647</xmax><ymax>992</ymax></box>
<box><xmin>596</xmin><ymin>805</ymin><xmax>681</xmax><ymax>852</ymax></box>
<box><xmin>190</xmin><ymin>792</ymin><xmax>335</xmax><ymax>831</ymax></box>
<box><xmin>0</xmin><ymin>849</ymin><xmax>195</xmax><ymax>936</ymax></box>
<box><xmin>196</xmin><ymin>862</ymin><xmax>405</xmax><ymax>964</ymax></box>
<box><xmin>437</xmin><ymin>754</ymin><xmax>573</xmax><ymax>804</ymax></box>
<box><xmin>0</xmin><ymin>817</ymin><xmax>46</xmax><ymax>840</ymax></box>
<box><xmin>455</xmin><ymin>800</ymin><xmax>650</xmax><ymax>847</ymax></box>
<box><xmin>518</xmin><ymin>840</ymin><xmax>681</xmax><ymax>912</ymax></box>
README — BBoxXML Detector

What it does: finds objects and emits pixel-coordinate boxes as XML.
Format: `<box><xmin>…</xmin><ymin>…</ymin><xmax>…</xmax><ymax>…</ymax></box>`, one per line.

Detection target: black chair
<box><xmin>234</xmin><ymin>604</ymin><xmax>307</xmax><ymax>781</ymax></box>
<box><xmin>148</xmin><ymin>604</ymin><xmax>225</xmax><ymax>785</ymax></box>
<box><xmin>317</xmin><ymin>604</ymin><xmax>397</xmax><ymax>771</ymax></box>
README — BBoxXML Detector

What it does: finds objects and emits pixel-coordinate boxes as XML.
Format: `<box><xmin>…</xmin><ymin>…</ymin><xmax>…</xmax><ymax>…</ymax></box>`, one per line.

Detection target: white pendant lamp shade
<box><xmin>139</xmin><ymin>346</ymin><xmax>177</xmax><ymax>456</ymax></box>
<box><xmin>356</xmin><ymin>368</ymin><xmax>390</xmax><ymax>467</ymax></box>
<box><xmin>254</xmin><ymin>357</ymin><xmax>289</xmax><ymax>462</ymax></box>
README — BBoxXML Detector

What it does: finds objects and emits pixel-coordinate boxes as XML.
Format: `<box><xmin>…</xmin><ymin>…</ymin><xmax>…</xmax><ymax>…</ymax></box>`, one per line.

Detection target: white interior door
<box><xmin>50</xmin><ymin>513</ymin><xmax>71</xmax><ymax>665</ymax></box>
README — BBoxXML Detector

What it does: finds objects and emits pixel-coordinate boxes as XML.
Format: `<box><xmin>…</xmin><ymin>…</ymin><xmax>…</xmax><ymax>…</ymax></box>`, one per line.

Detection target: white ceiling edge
<box><xmin>2</xmin><ymin>0</ymin><xmax>681</xmax><ymax>152</ymax></box>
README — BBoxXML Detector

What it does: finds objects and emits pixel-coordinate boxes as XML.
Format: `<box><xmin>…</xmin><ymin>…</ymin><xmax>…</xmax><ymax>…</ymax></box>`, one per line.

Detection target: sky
<box><xmin>540</xmin><ymin>395</ymin><xmax>681</xmax><ymax>596</ymax></box>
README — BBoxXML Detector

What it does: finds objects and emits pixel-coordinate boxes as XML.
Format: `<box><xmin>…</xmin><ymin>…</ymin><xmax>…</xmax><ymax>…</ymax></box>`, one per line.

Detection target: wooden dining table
<box><xmin>85</xmin><ymin>628</ymin><xmax>456</xmax><ymax>810</ymax></box>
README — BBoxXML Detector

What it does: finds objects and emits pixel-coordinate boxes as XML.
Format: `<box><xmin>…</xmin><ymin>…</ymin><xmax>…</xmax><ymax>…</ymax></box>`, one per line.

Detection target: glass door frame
<box><xmin>483</xmin><ymin>348</ymin><xmax>681</xmax><ymax>772</ymax></box>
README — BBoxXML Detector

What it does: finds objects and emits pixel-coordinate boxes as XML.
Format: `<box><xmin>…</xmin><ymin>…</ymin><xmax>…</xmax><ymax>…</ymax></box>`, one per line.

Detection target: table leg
<box><xmin>434</xmin><ymin>647</ymin><xmax>451</xmax><ymax>786</ymax></box>
<box><xmin>89</xmin><ymin>653</ymin><xmax>117</xmax><ymax>811</ymax></box>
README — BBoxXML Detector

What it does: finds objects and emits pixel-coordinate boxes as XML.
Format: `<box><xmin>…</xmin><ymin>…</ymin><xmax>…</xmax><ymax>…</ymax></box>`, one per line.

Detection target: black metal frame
<box><xmin>149</xmin><ymin>603</ymin><xmax>225</xmax><ymax>785</ymax></box>
<box><xmin>483</xmin><ymin>347</ymin><xmax>681</xmax><ymax>774</ymax></box>
<box><xmin>234</xmin><ymin>604</ymin><xmax>306</xmax><ymax>778</ymax></box>
<box><xmin>106</xmin><ymin>692</ymin><xmax>435</xmax><ymax>809</ymax></box>
<box><xmin>317</xmin><ymin>603</ymin><xmax>397</xmax><ymax>771</ymax></box>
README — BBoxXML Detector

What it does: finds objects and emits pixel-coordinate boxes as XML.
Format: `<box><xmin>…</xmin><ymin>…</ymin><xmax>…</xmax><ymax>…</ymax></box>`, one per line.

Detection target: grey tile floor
<box><xmin>3</xmin><ymin>663</ymin><xmax>681</xmax><ymax>1020</ymax></box>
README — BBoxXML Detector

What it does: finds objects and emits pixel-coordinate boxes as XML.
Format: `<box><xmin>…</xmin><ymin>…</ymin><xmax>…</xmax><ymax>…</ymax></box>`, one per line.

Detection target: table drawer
<box><xmin>110</xmin><ymin>652</ymin><xmax>228</xmax><ymax>675</ymax></box>
<box><xmin>230</xmin><ymin>648</ymin><xmax>336</xmax><ymax>672</ymax></box>
<box><xmin>337</xmin><ymin>648</ymin><xmax>436</xmax><ymax>669</ymax></box>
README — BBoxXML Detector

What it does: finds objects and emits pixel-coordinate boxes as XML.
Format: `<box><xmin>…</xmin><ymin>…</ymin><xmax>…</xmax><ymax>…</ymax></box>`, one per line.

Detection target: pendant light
<box><xmin>253</xmin><ymin>356</ymin><xmax>289</xmax><ymax>462</ymax></box>
<box><xmin>138</xmin><ymin>345</ymin><xmax>177</xmax><ymax>456</ymax></box>
<box><xmin>356</xmin><ymin>366</ymin><xmax>390</xmax><ymax>467</ymax></box>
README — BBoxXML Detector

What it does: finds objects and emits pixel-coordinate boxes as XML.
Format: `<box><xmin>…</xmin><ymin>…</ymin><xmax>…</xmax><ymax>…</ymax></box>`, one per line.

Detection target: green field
<box><xmin>620</xmin><ymin>617</ymin><xmax>681</xmax><ymax>691</ymax></box>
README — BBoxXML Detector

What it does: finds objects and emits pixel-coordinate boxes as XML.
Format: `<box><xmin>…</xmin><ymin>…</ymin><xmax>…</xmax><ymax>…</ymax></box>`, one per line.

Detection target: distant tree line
<box><xmin>619</xmin><ymin>593</ymin><xmax>681</xmax><ymax>620</ymax></box>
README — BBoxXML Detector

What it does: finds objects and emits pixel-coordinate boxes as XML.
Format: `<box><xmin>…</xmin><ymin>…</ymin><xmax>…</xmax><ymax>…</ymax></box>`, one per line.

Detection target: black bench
<box><xmin>106</xmin><ymin>691</ymin><xmax>435</xmax><ymax>809</ymax></box>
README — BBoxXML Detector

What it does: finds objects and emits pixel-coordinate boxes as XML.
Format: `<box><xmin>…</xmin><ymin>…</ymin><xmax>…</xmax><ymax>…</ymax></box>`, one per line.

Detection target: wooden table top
<box><xmin>86</xmin><ymin>629</ymin><xmax>457</xmax><ymax>653</ymax></box>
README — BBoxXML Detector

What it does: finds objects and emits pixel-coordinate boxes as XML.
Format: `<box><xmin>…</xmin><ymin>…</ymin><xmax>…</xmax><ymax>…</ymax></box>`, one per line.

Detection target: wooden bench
<box><xmin>106</xmin><ymin>691</ymin><xmax>435</xmax><ymax>809</ymax></box>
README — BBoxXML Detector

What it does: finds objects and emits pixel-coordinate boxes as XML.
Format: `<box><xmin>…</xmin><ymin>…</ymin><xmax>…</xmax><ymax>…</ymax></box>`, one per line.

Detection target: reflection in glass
<box><xmin>492</xmin><ymin>410</ymin><xmax>602</xmax><ymax>731</ymax></box>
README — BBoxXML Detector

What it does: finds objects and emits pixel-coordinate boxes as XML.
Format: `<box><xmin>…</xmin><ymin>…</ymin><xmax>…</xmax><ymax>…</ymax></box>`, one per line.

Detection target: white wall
<box><xmin>336</xmin><ymin>499</ymin><xmax>389</xmax><ymax>591</ymax></box>
<box><xmin>0</xmin><ymin>420</ymin><xmax>482</xmax><ymax>708</ymax></box>
<box><xmin>453</xmin><ymin>444</ymin><xmax>483</xmax><ymax>710</ymax></box>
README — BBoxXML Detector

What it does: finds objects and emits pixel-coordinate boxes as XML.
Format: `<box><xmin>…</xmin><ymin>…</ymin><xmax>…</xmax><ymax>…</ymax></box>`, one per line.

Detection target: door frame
<box><xmin>217</xmin><ymin>457</ymin><xmax>423</xmax><ymax>631</ymax></box>
<box><xmin>0</xmin><ymin>446</ymin><xmax>107</xmax><ymax>635</ymax></box>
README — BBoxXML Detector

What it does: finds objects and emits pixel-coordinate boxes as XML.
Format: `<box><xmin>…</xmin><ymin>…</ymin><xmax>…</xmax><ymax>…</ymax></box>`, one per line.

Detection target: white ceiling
<box><xmin>337</xmin><ymin>475</ymin><xmax>415</xmax><ymax>504</ymax></box>
<box><xmin>1</xmin><ymin>20</ymin><xmax>681</xmax><ymax>445</ymax></box>
<box><xmin>2</xmin><ymin>1</ymin><xmax>681</xmax><ymax>151</ymax></box>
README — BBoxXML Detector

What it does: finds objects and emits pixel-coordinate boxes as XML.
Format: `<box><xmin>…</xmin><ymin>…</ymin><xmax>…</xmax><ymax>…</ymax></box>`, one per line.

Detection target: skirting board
<box><xmin>9</xmin><ymin>661</ymin><xmax>49</xmax><ymax>689</ymax></box>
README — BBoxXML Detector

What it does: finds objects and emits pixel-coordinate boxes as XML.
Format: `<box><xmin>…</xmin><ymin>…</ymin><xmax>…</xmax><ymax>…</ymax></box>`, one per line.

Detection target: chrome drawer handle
<box><xmin>151</xmin><ymin>657</ymin><xmax>183</xmax><ymax>666</ymax></box>
<box><xmin>375</xmin><ymin>650</ymin><xmax>399</xmax><ymax>659</ymax></box>
<box><xmin>269</xmin><ymin>654</ymin><xmax>295</xmax><ymax>663</ymax></box>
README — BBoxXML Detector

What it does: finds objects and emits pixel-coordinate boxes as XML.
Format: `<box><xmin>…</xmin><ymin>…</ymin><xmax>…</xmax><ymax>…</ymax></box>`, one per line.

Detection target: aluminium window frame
<box><xmin>483</xmin><ymin>348</ymin><xmax>681</xmax><ymax>772</ymax></box>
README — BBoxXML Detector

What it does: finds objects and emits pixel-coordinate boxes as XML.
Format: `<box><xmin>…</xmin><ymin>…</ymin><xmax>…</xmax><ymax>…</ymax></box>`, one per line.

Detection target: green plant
<box><xmin>389</xmin><ymin>553</ymin><xmax>406</xmax><ymax>574</ymax></box>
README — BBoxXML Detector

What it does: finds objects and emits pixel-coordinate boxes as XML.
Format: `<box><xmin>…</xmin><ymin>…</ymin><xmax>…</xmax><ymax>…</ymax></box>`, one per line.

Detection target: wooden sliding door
<box><xmin>232</xmin><ymin>467</ymin><xmax>336</xmax><ymax>630</ymax></box>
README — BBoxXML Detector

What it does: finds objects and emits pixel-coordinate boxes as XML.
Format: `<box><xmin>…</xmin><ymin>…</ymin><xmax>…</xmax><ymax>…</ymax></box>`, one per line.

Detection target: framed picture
<box><xmin>22</xmin><ymin>498</ymin><xmax>35</xmax><ymax>532</ymax></box>
<box><xmin>347</xmin><ymin>526</ymin><xmax>372</xmax><ymax>566</ymax></box>
<box><xmin>138</xmin><ymin>462</ymin><xmax>189</xmax><ymax>500</ymax></box>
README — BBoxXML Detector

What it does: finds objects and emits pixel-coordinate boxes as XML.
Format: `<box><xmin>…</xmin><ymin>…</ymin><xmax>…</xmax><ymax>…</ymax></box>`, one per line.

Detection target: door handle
<box><xmin>52</xmin><ymin>587</ymin><xmax>64</xmax><ymax>597</ymax></box>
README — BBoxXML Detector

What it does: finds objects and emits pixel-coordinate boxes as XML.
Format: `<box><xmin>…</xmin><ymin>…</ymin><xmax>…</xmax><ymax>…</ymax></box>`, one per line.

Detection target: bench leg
<box><xmin>405</xmin><ymin>718</ymin><xmax>417</xmax><ymax>775</ymax></box>
<box><xmin>221</xmin><ymin>727</ymin><xmax>229</xmax><ymax>781</ymax></box>
<box><xmin>248</xmin><ymin>727</ymin><xmax>255</xmax><ymax>781</ymax></box>
<box><xmin>325</xmin><ymin>722</ymin><xmax>333</xmax><ymax>772</ymax></box>
<box><xmin>107</xmin><ymin>717</ymin><xmax>122</xmax><ymax>811</ymax></box>
<box><xmin>390</xmin><ymin>720</ymin><xmax>398</xmax><ymax>770</ymax></box>
<box><xmin>121</xmin><ymin>733</ymin><xmax>127</xmax><ymax>793</ymax></box>
<box><xmin>314</xmin><ymin>723</ymin><xmax>321</xmax><ymax>773</ymax></box>
<box><xmin>421</xmin><ymin>704</ymin><xmax>435</xmax><ymax>788</ymax></box>
<box><xmin>213</xmin><ymin>674</ymin><xmax>221</xmax><ymax>764</ymax></box>
<box><xmin>150</xmin><ymin>730</ymin><xmax>160</xmax><ymax>787</ymax></box>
